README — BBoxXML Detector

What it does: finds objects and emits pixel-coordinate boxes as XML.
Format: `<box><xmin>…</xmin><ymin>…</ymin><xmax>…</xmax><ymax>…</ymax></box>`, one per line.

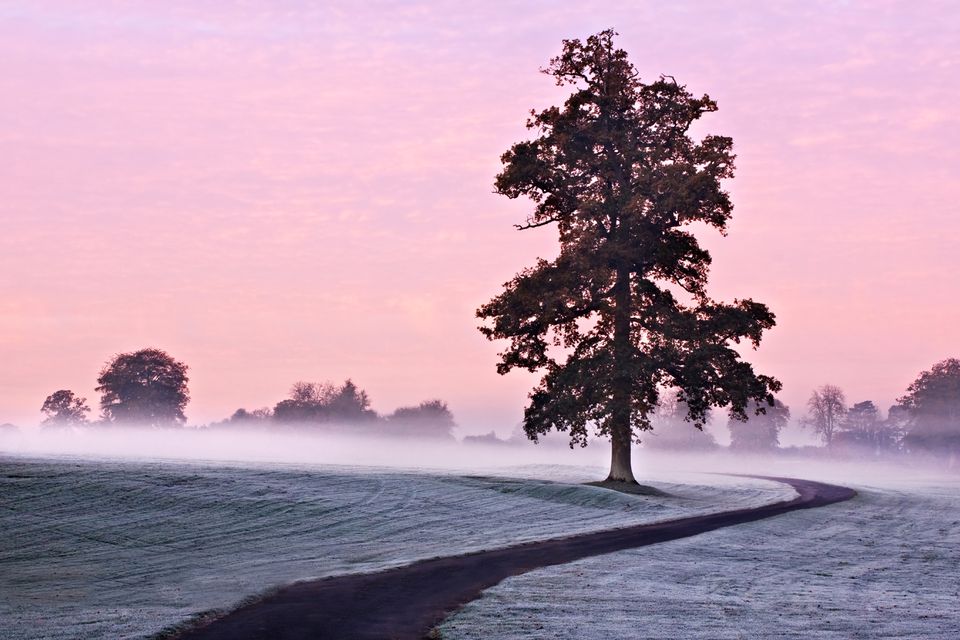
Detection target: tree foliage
<box><xmin>897</xmin><ymin>358</ymin><xmax>960</xmax><ymax>453</ymax></box>
<box><xmin>802</xmin><ymin>384</ymin><xmax>846</xmax><ymax>447</ymax></box>
<box><xmin>834</xmin><ymin>400</ymin><xmax>900</xmax><ymax>454</ymax></box>
<box><xmin>728</xmin><ymin>398</ymin><xmax>790</xmax><ymax>451</ymax></box>
<box><xmin>222</xmin><ymin>407</ymin><xmax>273</xmax><ymax>427</ymax></box>
<box><xmin>96</xmin><ymin>348</ymin><xmax>189</xmax><ymax>426</ymax></box>
<box><xmin>476</xmin><ymin>30</ymin><xmax>779</xmax><ymax>480</ymax></box>
<box><xmin>645</xmin><ymin>397</ymin><xmax>718</xmax><ymax>451</ymax></box>
<box><xmin>387</xmin><ymin>400</ymin><xmax>456</xmax><ymax>438</ymax></box>
<box><xmin>273</xmin><ymin>379</ymin><xmax>376</xmax><ymax>424</ymax></box>
<box><xmin>40</xmin><ymin>389</ymin><xmax>91</xmax><ymax>426</ymax></box>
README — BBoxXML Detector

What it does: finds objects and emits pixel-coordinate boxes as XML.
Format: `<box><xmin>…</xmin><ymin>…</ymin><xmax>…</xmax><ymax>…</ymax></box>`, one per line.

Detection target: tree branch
<box><xmin>515</xmin><ymin>217</ymin><xmax>559</xmax><ymax>230</ymax></box>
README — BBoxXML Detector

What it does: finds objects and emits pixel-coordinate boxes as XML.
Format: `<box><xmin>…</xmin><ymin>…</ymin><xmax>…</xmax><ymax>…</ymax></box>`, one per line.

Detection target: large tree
<box><xmin>96</xmin><ymin>348</ymin><xmax>190</xmax><ymax>426</ymax></box>
<box><xmin>477</xmin><ymin>30</ymin><xmax>780</xmax><ymax>483</ymax></box>
<box><xmin>897</xmin><ymin>358</ymin><xmax>960</xmax><ymax>455</ymax></box>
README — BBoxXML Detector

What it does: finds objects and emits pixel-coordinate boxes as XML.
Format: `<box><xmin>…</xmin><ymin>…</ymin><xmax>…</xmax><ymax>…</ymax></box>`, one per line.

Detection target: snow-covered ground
<box><xmin>0</xmin><ymin>454</ymin><xmax>793</xmax><ymax>640</ymax></box>
<box><xmin>440</xmin><ymin>468</ymin><xmax>960</xmax><ymax>639</ymax></box>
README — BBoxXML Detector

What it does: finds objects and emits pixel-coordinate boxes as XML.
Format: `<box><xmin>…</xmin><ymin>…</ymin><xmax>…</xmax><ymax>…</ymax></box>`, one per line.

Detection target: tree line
<box><xmin>714</xmin><ymin>358</ymin><xmax>960</xmax><ymax>460</ymax></box>
<box><xmin>793</xmin><ymin>358</ymin><xmax>960</xmax><ymax>457</ymax></box>
<box><xmin>38</xmin><ymin>347</ymin><xmax>456</xmax><ymax>438</ymax></box>
<box><xmin>28</xmin><ymin>347</ymin><xmax>960</xmax><ymax>460</ymax></box>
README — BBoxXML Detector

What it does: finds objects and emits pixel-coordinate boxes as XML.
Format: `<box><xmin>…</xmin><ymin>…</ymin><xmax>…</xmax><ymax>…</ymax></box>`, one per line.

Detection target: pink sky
<box><xmin>1</xmin><ymin>1</ymin><xmax>958</xmax><ymax>437</ymax></box>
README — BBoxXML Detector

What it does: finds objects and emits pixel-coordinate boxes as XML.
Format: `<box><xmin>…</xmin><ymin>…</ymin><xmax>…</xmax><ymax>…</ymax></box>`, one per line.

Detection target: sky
<box><xmin>1</xmin><ymin>1</ymin><xmax>958</xmax><ymax>439</ymax></box>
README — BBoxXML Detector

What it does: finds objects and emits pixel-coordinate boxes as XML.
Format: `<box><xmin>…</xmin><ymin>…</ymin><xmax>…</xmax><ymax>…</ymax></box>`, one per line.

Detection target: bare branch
<box><xmin>515</xmin><ymin>217</ymin><xmax>559</xmax><ymax>231</ymax></box>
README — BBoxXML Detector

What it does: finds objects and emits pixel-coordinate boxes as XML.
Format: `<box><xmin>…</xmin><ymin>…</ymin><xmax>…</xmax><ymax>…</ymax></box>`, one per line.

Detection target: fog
<box><xmin>0</xmin><ymin>424</ymin><xmax>607</xmax><ymax>473</ymax></box>
<box><xmin>1</xmin><ymin>422</ymin><xmax>953</xmax><ymax>489</ymax></box>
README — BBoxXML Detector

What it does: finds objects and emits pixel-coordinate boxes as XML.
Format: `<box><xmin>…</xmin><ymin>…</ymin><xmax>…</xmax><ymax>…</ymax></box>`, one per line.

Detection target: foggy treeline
<box><xmin>21</xmin><ymin>348</ymin><xmax>457</xmax><ymax>440</ymax></box>
<box><xmin>4</xmin><ymin>348</ymin><xmax>960</xmax><ymax>467</ymax></box>
<box><xmin>219</xmin><ymin>381</ymin><xmax>456</xmax><ymax>440</ymax></box>
<box><xmin>648</xmin><ymin>358</ymin><xmax>960</xmax><ymax>466</ymax></box>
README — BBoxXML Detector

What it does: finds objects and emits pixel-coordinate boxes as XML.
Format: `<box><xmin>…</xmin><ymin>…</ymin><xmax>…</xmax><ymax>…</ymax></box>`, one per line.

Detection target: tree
<box><xmin>834</xmin><ymin>400</ymin><xmax>899</xmax><ymax>454</ymax></box>
<box><xmin>728</xmin><ymin>398</ymin><xmax>790</xmax><ymax>452</ymax></box>
<box><xmin>40</xmin><ymin>389</ymin><xmax>90</xmax><ymax>426</ymax></box>
<box><xmin>884</xmin><ymin>404</ymin><xmax>911</xmax><ymax>448</ymax></box>
<box><xmin>288</xmin><ymin>381</ymin><xmax>335</xmax><ymax>405</ymax></box>
<box><xmin>387</xmin><ymin>400</ymin><xmax>456</xmax><ymax>438</ymax></box>
<box><xmin>897</xmin><ymin>358</ymin><xmax>960</xmax><ymax>456</ymax></box>
<box><xmin>273</xmin><ymin>379</ymin><xmax>376</xmax><ymax>424</ymax></box>
<box><xmin>218</xmin><ymin>407</ymin><xmax>273</xmax><ymax>428</ymax></box>
<box><xmin>476</xmin><ymin>30</ymin><xmax>780</xmax><ymax>483</ymax></box>
<box><xmin>802</xmin><ymin>385</ymin><xmax>846</xmax><ymax>447</ymax></box>
<box><xmin>326</xmin><ymin>379</ymin><xmax>377</xmax><ymax>422</ymax></box>
<box><xmin>842</xmin><ymin>400</ymin><xmax>880</xmax><ymax>434</ymax></box>
<box><xmin>645</xmin><ymin>397</ymin><xmax>717</xmax><ymax>451</ymax></box>
<box><xmin>96</xmin><ymin>348</ymin><xmax>190</xmax><ymax>426</ymax></box>
<box><xmin>274</xmin><ymin>381</ymin><xmax>335</xmax><ymax>423</ymax></box>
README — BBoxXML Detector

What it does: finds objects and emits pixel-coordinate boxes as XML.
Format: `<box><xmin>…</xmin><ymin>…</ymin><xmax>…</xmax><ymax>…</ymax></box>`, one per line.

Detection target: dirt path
<box><xmin>171</xmin><ymin>476</ymin><xmax>855</xmax><ymax>640</ymax></box>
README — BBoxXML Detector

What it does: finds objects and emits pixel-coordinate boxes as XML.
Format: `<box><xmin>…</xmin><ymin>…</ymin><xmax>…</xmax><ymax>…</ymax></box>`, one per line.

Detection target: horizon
<box><xmin>1</xmin><ymin>2</ymin><xmax>957</xmax><ymax>439</ymax></box>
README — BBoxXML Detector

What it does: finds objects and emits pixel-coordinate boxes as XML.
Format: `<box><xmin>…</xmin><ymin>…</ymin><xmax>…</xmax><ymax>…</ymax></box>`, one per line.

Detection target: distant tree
<box><xmin>221</xmin><ymin>407</ymin><xmax>273</xmax><ymax>427</ymax></box>
<box><xmin>884</xmin><ymin>404</ymin><xmax>911</xmax><ymax>447</ymax></box>
<box><xmin>96</xmin><ymin>348</ymin><xmax>189</xmax><ymax>426</ymax></box>
<box><xmin>462</xmin><ymin>431</ymin><xmax>511</xmax><ymax>446</ymax></box>
<box><xmin>842</xmin><ymin>400</ymin><xmax>880</xmax><ymax>434</ymax></box>
<box><xmin>802</xmin><ymin>385</ymin><xmax>846</xmax><ymax>447</ymax></box>
<box><xmin>897</xmin><ymin>358</ymin><xmax>960</xmax><ymax>457</ymax></box>
<box><xmin>645</xmin><ymin>397</ymin><xmax>718</xmax><ymax>451</ymax></box>
<box><xmin>288</xmin><ymin>381</ymin><xmax>316</xmax><ymax>404</ymax></box>
<box><xmin>728</xmin><ymin>398</ymin><xmax>790</xmax><ymax>452</ymax></box>
<box><xmin>273</xmin><ymin>379</ymin><xmax>375</xmax><ymax>424</ymax></box>
<box><xmin>229</xmin><ymin>408</ymin><xmax>252</xmax><ymax>422</ymax></box>
<box><xmin>387</xmin><ymin>400</ymin><xmax>456</xmax><ymax>438</ymax></box>
<box><xmin>273</xmin><ymin>381</ymin><xmax>334</xmax><ymax>423</ymax></box>
<box><xmin>288</xmin><ymin>381</ymin><xmax>335</xmax><ymax>405</ymax></box>
<box><xmin>834</xmin><ymin>400</ymin><xmax>899</xmax><ymax>454</ymax></box>
<box><xmin>476</xmin><ymin>30</ymin><xmax>780</xmax><ymax>483</ymax></box>
<box><xmin>272</xmin><ymin>398</ymin><xmax>314</xmax><ymax>423</ymax></box>
<box><xmin>326</xmin><ymin>379</ymin><xmax>377</xmax><ymax>422</ymax></box>
<box><xmin>40</xmin><ymin>389</ymin><xmax>91</xmax><ymax>426</ymax></box>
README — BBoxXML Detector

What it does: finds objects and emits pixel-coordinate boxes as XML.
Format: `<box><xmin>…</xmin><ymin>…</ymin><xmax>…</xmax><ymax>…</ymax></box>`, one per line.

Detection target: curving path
<box><xmin>172</xmin><ymin>476</ymin><xmax>855</xmax><ymax>640</ymax></box>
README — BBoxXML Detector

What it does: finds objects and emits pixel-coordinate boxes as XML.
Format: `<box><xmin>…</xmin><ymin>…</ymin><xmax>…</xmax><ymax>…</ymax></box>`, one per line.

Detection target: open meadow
<box><xmin>2</xmin><ymin>438</ymin><xmax>958</xmax><ymax>639</ymax></box>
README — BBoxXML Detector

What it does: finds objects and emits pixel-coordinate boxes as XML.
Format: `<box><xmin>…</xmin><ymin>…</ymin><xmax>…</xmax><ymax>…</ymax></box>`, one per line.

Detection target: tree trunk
<box><xmin>607</xmin><ymin>265</ymin><xmax>637</xmax><ymax>483</ymax></box>
<box><xmin>607</xmin><ymin>425</ymin><xmax>635</xmax><ymax>482</ymax></box>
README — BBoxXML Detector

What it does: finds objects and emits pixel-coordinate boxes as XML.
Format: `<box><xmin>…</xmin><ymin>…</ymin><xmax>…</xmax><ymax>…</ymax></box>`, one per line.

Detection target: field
<box><xmin>1</xmin><ymin>453</ymin><xmax>791</xmax><ymax>640</ymax></box>
<box><xmin>441</xmin><ymin>470</ymin><xmax>960</xmax><ymax>639</ymax></box>
<box><xmin>1</xmin><ymin>450</ymin><xmax>958</xmax><ymax>639</ymax></box>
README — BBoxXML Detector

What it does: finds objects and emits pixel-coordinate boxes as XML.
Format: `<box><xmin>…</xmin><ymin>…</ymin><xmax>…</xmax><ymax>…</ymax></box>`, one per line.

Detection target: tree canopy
<box><xmin>216</xmin><ymin>380</ymin><xmax>455</xmax><ymax>437</ymax></box>
<box><xmin>477</xmin><ymin>30</ymin><xmax>779</xmax><ymax>482</ymax></box>
<box><xmin>833</xmin><ymin>400</ymin><xmax>901</xmax><ymax>454</ymax></box>
<box><xmin>273</xmin><ymin>379</ymin><xmax>377</xmax><ymax>424</ymax></box>
<box><xmin>802</xmin><ymin>384</ymin><xmax>846</xmax><ymax>447</ymax></box>
<box><xmin>95</xmin><ymin>348</ymin><xmax>190</xmax><ymax>426</ymax></box>
<box><xmin>898</xmin><ymin>358</ymin><xmax>960</xmax><ymax>454</ymax></box>
<box><xmin>646</xmin><ymin>398</ymin><xmax>718</xmax><ymax>451</ymax></box>
<box><xmin>387</xmin><ymin>400</ymin><xmax>456</xmax><ymax>438</ymax></box>
<box><xmin>728</xmin><ymin>398</ymin><xmax>789</xmax><ymax>452</ymax></box>
<box><xmin>40</xmin><ymin>389</ymin><xmax>91</xmax><ymax>426</ymax></box>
